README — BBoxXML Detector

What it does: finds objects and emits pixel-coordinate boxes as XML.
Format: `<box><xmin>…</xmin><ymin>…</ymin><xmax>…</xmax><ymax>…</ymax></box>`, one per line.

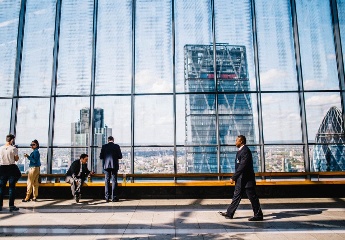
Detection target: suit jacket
<box><xmin>66</xmin><ymin>159</ymin><xmax>90</xmax><ymax>181</ymax></box>
<box><xmin>231</xmin><ymin>145</ymin><xmax>256</xmax><ymax>188</ymax></box>
<box><xmin>100</xmin><ymin>142</ymin><xmax>122</xmax><ymax>171</ymax></box>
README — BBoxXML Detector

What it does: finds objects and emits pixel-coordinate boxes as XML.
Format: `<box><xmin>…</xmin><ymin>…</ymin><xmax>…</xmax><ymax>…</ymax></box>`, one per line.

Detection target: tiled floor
<box><xmin>0</xmin><ymin>198</ymin><xmax>344</xmax><ymax>239</ymax></box>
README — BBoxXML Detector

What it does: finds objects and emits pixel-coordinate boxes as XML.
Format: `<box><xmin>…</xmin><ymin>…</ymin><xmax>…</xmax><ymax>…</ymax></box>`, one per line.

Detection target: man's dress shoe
<box><xmin>218</xmin><ymin>211</ymin><xmax>233</xmax><ymax>219</ymax></box>
<box><xmin>248</xmin><ymin>216</ymin><xmax>263</xmax><ymax>221</ymax></box>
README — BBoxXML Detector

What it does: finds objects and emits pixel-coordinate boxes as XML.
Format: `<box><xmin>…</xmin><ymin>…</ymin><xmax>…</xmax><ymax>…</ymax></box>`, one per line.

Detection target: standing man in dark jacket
<box><xmin>100</xmin><ymin>136</ymin><xmax>122</xmax><ymax>202</ymax></box>
<box><xmin>65</xmin><ymin>154</ymin><xmax>93</xmax><ymax>203</ymax></box>
<box><xmin>219</xmin><ymin>135</ymin><xmax>263</xmax><ymax>221</ymax></box>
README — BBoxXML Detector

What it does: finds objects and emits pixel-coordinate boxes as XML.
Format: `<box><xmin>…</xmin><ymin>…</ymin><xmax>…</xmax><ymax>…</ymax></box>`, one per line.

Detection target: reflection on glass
<box><xmin>56</xmin><ymin>0</ymin><xmax>93</xmax><ymax>95</ymax></box>
<box><xmin>94</xmin><ymin>96</ymin><xmax>131</xmax><ymax>146</ymax></box>
<box><xmin>305</xmin><ymin>92</ymin><xmax>342</xmax><ymax>142</ymax></box>
<box><xmin>95</xmin><ymin>0</ymin><xmax>132</xmax><ymax>94</ymax></box>
<box><xmin>52</xmin><ymin>148</ymin><xmax>88</xmax><ymax>174</ymax></box>
<box><xmin>261</xmin><ymin>93</ymin><xmax>302</xmax><ymax>143</ymax></box>
<box><xmin>221</xmin><ymin>146</ymin><xmax>260</xmax><ymax>173</ymax></box>
<box><xmin>17</xmin><ymin>148</ymin><xmax>47</xmax><ymax>174</ymax></box>
<box><xmin>255</xmin><ymin>0</ymin><xmax>297</xmax><ymax>91</ymax></box>
<box><xmin>0</xmin><ymin>100</ymin><xmax>11</xmax><ymax>139</ymax></box>
<box><xmin>265</xmin><ymin>145</ymin><xmax>304</xmax><ymax>172</ymax></box>
<box><xmin>338</xmin><ymin>0</ymin><xmax>345</xmax><ymax>72</ymax></box>
<box><xmin>135</xmin><ymin>0</ymin><xmax>173</xmax><ymax>93</ymax></box>
<box><xmin>214</xmin><ymin>0</ymin><xmax>256</xmax><ymax>91</ymax></box>
<box><xmin>134</xmin><ymin>95</ymin><xmax>173</xmax><ymax>145</ymax></box>
<box><xmin>175</xmin><ymin>0</ymin><xmax>212</xmax><ymax>92</ymax></box>
<box><xmin>15</xmin><ymin>98</ymin><xmax>50</xmax><ymax>146</ymax></box>
<box><xmin>53</xmin><ymin>97</ymin><xmax>90</xmax><ymax>146</ymax></box>
<box><xmin>296</xmin><ymin>0</ymin><xmax>339</xmax><ymax>91</ymax></box>
<box><xmin>19</xmin><ymin>0</ymin><xmax>55</xmax><ymax>96</ymax></box>
<box><xmin>0</xmin><ymin>0</ymin><xmax>20</xmax><ymax>97</ymax></box>
<box><xmin>134</xmin><ymin>147</ymin><xmax>174</xmax><ymax>174</ymax></box>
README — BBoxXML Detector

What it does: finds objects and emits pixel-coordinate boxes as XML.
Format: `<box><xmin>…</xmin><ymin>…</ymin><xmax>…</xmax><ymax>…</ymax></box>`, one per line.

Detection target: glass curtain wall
<box><xmin>1</xmin><ymin>0</ymin><xmax>345</xmax><ymax>175</ymax></box>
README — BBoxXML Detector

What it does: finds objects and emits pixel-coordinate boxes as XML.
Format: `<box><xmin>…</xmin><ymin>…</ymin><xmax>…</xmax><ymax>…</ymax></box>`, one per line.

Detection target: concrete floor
<box><xmin>0</xmin><ymin>198</ymin><xmax>345</xmax><ymax>239</ymax></box>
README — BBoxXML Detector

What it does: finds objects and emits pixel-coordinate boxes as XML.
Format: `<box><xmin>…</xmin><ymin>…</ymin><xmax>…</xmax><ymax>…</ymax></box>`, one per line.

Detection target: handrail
<box><xmin>18</xmin><ymin>171</ymin><xmax>345</xmax><ymax>184</ymax></box>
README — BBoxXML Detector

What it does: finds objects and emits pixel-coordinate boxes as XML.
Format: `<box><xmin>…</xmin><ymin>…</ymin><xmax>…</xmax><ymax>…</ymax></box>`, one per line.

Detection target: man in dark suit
<box><xmin>219</xmin><ymin>135</ymin><xmax>263</xmax><ymax>221</ymax></box>
<box><xmin>65</xmin><ymin>154</ymin><xmax>93</xmax><ymax>203</ymax></box>
<box><xmin>100</xmin><ymin>136</ymin><xmax>122</xmax><ymax>202</ymax></box>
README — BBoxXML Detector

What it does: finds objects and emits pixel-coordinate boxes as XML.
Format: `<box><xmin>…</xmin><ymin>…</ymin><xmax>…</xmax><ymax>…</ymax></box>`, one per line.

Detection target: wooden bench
<box><xmin>14</xmin><ymin>171</ymin><xmax>345</xmax><ymax>187</ymax></box>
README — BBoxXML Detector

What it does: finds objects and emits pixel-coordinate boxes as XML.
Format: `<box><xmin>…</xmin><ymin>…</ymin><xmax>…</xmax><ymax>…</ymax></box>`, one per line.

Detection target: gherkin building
<box><xmin>313</xmin><ymin>106</ymin><xmax>345</xmax><ymax>171</ymax></box>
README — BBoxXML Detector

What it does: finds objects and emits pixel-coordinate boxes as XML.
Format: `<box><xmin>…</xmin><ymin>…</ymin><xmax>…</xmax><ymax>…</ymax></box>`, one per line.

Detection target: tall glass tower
<box><xmin>313</xmin><ymin>106</ymin><xmax>345</xmax><ymax>171</ymax></box>
<box><xmin>184</xmin><ymin>44</ymin><xmax>257</xmax><ymax>173</ymax></box>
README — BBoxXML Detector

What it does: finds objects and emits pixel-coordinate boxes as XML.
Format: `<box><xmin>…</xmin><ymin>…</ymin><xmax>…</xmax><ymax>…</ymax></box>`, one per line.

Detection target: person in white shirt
<box><xmin>0</xmin><ymin>134</ymin><xmax>21</xmax><ymax>212</ymax></box>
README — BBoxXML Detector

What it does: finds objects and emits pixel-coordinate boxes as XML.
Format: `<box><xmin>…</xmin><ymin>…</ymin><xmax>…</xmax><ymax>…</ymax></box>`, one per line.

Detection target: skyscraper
<box><xmin>313</xmin><ymin>106</ymin><xmax>345</xmax><ymax>171</ymax></box>
<box><xmin>184</xmin><ymin>44</ymin><xmax>257</xmax><ymax>173</ymax></box>
<box><xmin>71</xmin><ymin>108</ymin><xmax>112</xmax><ymax>172</ymax></box>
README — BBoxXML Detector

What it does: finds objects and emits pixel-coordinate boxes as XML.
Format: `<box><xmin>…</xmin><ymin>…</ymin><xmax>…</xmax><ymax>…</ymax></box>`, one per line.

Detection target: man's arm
<box><xmin>99</xmin><ymin>145</ymin><xmax>104</xmax><ymax>159</ymax></box>
<box><xmin>13</xmin><ymin>148</ymin><xmax>19</xmax><ymax>161</ymax></box>
<box><xmin>231</xmin><ymin>150</ymin><xmax>251</xmax><ymax>181</ymax></box>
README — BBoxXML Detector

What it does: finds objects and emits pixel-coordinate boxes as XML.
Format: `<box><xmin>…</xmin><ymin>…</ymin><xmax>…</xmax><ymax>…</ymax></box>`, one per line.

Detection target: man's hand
<box><xmin>230</xmin><ymin>179</ymin><xmax>235</xmax><ymax>184</ymax></box>
<box><xmin>89</xmin><ymin>171</ymin><xmax>95</xmax><ymax>176</ymax></box>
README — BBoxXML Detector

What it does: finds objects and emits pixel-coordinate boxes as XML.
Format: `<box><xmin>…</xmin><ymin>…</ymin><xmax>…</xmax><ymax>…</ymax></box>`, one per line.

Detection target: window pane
<box><xmin>310</xmin><ymin>144</ymin><xmax>345</xmax><ymax>172</ymax></box>
<box><xmin>183</xmin><ymin>146</ymin><xmax>217</xmax><ymax>173</ymax></box>
<box><xmin>118</xmin><ymin>147</ymin><xmax>131</xmax><ymax>174</ymax></box>
<box><xmin>219</xmin><ymin>93</ymin><xmax>259</xmax><ymax>144</ymax></box>
<box><xmin>265</xmin><ymin>145</ymin><xmax>304</xmax><ymax>172</ymax></box>
<box><xmin>19</xmin><ymin>0</ymin><xmax>55</xmax><ymax>96</ymax></box>
<box><xmin>134</xmin><ymin>95</ymin><xmax>173</xmax><ymax>145</ymax></box>
<box><xmin>296</xmin><ymin>0</ymin><xmax>339</xmax><ymax>90</ymax></box>
<box><xmin>214</xmin><ymin>0</ymin><xmax>256</xmax><ymax>91</ymax></box>
<box><xmin>15</xmin><ymin>98</ymin><xmax>50</xmax><ymax>146</ymax></box>
<box><xmin>134</xmin><ymin>147</ymin><xmax>174</xmax><ymax>173</ymax></box>
<box><xmin>135</xmin><ymin>0</ymin><xmax>173</xmax><ymax>93</ymax></box>
<box><xmin>221</xmin><ymin>146</ymin><xmax>260</xmax><ymax>173</ymax></box>
<box><xmin>95</xmin><ymin>0</ymin><xmax>132</xmax><ymax>94</ymax></box>
<box><xmin>339</xmin><ymin>0</ymin><xmax>345</xmax><ymax>74</ymax></box>
<box><xmin>52</xmin><ymin>148</ymin><xmax>87</xmax><ymax>174</ymax></box>
<box><xmin>94</xmin><ymin>96</ymin><xmax>131</xmax><ymax>146</ymax></box>
<box><xmin>0</xmin><ymin>99</ymin><xmax>12</xmax><ymax>138</ymax></box>
<box><xmin>305</xmin><ymin>92</ymin><xmax>342</xmax><ymax>143</ymax></box>
<box><xmin>0</xmin><ymin>0</ymin><xmax>20</xmax><ymax>97</ymax></box>
<box><xmin>261</xmin><ymin>93</ymin><xmax>302</xmax><ymax>143</ymax></box>
<box><xmin>17</xmin><ymin>148</ymin><xmax>47</xmax><ymax>174</ymax></box>
<box><xmin>56</xmin><ymin>0</ymin><xmax>93</xmax><ymax>95</ymax></box>
<box><xmin>184</xmin><ymin>94</ymin><xmax>216</xmax><ymax>145</ymax></box>
<box><xmin>175</xmin><ymin>0</ymin><xmax>212</xmax><ymax>92</ymax></box>
<box><xmin>255</xmin><ymin>0</ymin><xmax>298</xmax><ymax>91</ymax></box>
<box><xmin>53</xmin><ymin>97</ymin><xmax>90</xmax><ymax>146</ymax></box>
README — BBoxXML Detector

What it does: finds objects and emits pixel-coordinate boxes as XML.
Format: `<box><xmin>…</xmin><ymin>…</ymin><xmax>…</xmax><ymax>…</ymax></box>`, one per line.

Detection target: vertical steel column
<box><xmin>89</xmin><ymin>0</ymin><xmax>98</xmax><ymax>172</ymax></box>
<box><xmin>250</xmin><ymin>0</ymin><xmax>265</xmax><ymax>173</ymax></box>
<box><xmin>211</xmin><ymin>0</ymin><xmax>221</xmax><ymax>174</ymax></box>
<box><xmin>330</xmin><ymin>0</ymin><xmax>345</xmax><ymax>137</ymax></box>
<box><xmin>290</xmin><ymin>0</ymin><xmax>310</xmax><ymax>173</ymax></box>
<box><xmin>10</xmin><ymin>0</ymin><xmax>26</xmax><ymax>136</ymax></box>
<box><xmin>131</xmin><ymin>0</ymin><xmax>136</xmax><ymax>176</ymax></box>
<box><xmin>47</xmin><ymin>0</ymin><xmax>62</xmax><ymax>174</ymax></box>
<box><xmin>172</xmin><ymin>0</ymin><xmax>177</xmax><ymax>175</ymax></box>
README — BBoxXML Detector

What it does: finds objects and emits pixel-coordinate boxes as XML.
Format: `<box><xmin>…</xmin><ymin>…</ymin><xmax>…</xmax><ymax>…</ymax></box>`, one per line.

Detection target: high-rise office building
<box><xmin>71</xmin><ymin>108</ymin><xmax>112</xmax><ymax>172</ymax></box>
<box><xmin>313</xmin><ymin>106</ymin><xmax>345</xmax><ymax>171</ymax></box>
<box><xmin>184</xmin><ymin>44</ymin><xmax>257</xmax><ymax>173</ymax></box>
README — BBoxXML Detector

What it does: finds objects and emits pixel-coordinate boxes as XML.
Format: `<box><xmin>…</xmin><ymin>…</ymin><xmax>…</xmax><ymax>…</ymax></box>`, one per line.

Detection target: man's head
<box><xmin>80</xmin><ymin>153</ymin><xmax>89</xmax><ymax>164</ymax></box>
<box><xmin>108</xmin><ymin>136</ymin><xmax>114</xmax><ymax>142</ymax></box>
<box><xmin>6</xmin><ymin>134</ymin><xmax>15</xmax><ymax>144</ymax></box>
<box><xmin>235</xmin><ymin>135</ymin><xmax>246</xmax><ymax>148</ymax></box>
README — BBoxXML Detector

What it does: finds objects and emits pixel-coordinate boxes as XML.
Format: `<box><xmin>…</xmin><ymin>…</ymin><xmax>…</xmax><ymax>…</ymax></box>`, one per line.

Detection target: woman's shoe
<box><xmin>22</xmin><ymin>199</ymin><xmax>30</xmax><ymax>202</ymax></box>
<box><xmin>32</xmin><ymin>199</ymin><xmax>37</xmax><ymax>202</ymax></box>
